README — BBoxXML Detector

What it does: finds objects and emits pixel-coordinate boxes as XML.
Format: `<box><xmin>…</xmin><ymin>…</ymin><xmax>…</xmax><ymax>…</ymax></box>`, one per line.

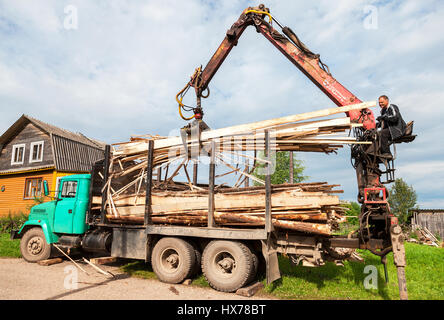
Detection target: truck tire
<box><xmin>202</xmin><ymin>240</ymin><xmax>254</xmax><ymax>292</ymax></box>
<box><xmin>151</xmin><ymin>237</ymin><xmax>196</xmax><ymax>284</ymax></box>
<box><xmin>20</xmin><ymin>227</ymin><xmax>52</xmax><ymax>263</ymax></box>
<box><xmin>246</xmin><ymin>250</ymin><xmax>259</xmax><ymax>285</ymax></box>
<box><xmin>189</xmin><ymin>240</ymin><xmax>202</xmax><ymax>277</ymax></box>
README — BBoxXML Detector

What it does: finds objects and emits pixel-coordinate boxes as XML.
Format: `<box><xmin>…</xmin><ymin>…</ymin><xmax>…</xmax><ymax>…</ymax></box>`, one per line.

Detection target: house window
<box><xmin>24</xmin><ymin>178</ymin><xmax>43</xmax><ymax>199</ymax></box>
<box><xmin>29</xmin><ymin>141</ymin><xmax>44</xmax><ymax>163</ymax></box>
<box><xmin>60</xmin><ymin>181</ymin><xmax>78</xmax><ymax>198</ymax></box>
<box><xmin>11</xmin><ymin>144</ymin><xmax>26</xmax><ymax>165</ymax></box>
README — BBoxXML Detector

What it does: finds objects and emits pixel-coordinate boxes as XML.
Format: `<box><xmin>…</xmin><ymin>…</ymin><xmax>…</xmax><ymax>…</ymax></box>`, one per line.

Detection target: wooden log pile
<box><xmin>408</xmin><ymin>226</ymin><xmax>440</xmax><ymax>247</ymax></box>
<box><xmin>94</xmin><ymin>102</ymin><xmax>375</xmax><ymax>236</ymax></box>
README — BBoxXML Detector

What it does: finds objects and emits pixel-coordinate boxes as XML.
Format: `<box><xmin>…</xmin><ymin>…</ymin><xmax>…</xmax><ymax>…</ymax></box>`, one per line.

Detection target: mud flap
<box><xmin>261</xmin><ymin>238</ymin><xmax>281</xmax><ymax>285</ymax></box>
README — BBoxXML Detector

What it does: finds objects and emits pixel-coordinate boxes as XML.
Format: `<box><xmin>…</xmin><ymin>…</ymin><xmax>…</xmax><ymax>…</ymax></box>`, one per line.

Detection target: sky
<box><xmin>0</xmin><ymin>0</ymin><xmax>443</xmax><ymax>207</ymax></box>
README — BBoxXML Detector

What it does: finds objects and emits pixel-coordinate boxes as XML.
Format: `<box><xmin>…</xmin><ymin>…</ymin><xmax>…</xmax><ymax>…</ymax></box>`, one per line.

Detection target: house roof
<box><xmin>0</xmin><ymin>114</ymin><xmax>106</xmax><ymax>150</ymax></box>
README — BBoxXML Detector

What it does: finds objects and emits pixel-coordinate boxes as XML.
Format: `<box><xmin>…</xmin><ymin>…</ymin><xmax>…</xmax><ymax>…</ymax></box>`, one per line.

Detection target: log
<box><xmin>106</xmin><ymin>211</ymin><xmax>331</xmax><ymax>235</ymax></box>
<box><xmin>113</xmin><ymin>101</ymin><xmax>375</xmax><ymax>156</ymax></box>
<box><xmin>95</xmin><ymin>103</ymin><xmax>372</xmax><ymax>236</ymax></box>
<box><xmin>37</xmin><ymin>258</ymin><xmax>63</xmax><ymax>266</ymax></box>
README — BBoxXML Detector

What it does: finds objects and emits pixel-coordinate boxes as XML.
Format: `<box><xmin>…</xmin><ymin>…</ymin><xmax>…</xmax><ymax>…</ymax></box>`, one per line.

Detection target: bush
<box><xmin>0</xmin><ymin>212</ymin><xmax>29</xmax><ymax>234</ymax></box>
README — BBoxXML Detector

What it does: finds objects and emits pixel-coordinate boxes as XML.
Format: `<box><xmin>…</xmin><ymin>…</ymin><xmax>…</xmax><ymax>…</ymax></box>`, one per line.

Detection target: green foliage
<box><xmin>342</xmin><ymin>201</ymin><xmax>361</xmax><ymax>225</ymax></box>
<box><xmin>253</xmin><ymin>151</ymin><xmax>308</xmax><ymax>185</ymax></box>
<box><xmin>409</xmin><ymin>231</ymin><xmax>419</xmax><ymax>241</ymax></box>
<box><xmin>0</xmin><ymin>212</ymin><xmax>29</xmax><ymax>234</ymax></box>
<box><xmin>388</xmin><ymin>178</ymin><xmax>418</xmax><ymax>225</ymax></box>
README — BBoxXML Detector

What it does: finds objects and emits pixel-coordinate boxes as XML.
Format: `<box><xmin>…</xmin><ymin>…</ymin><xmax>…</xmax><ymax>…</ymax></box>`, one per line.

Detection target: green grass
<box><xmin>1</xmin><ymin>232</ymin><xmax>442</xmax><ymax>299</ymax></box>
<box><xmin>115</xmin><ymin>243</ymin><xmax>443</xmax><ymax>300</ymax></box>
<box><xmin>263</xmin><ymin>243</ymin><xmax>444</xmax><ymax>300</ymax></box>
<box><xmin>0</xmin><ymin>233</ymin><xmax>21</xmax><ymax>258</ymax></box>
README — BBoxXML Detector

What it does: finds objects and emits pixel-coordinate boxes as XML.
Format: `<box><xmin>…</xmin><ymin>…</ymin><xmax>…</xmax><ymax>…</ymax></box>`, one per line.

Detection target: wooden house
<box><xmin>0</xmin><ymin>115</ymin><xmax>105</xmax><ymax>217</ymax></box>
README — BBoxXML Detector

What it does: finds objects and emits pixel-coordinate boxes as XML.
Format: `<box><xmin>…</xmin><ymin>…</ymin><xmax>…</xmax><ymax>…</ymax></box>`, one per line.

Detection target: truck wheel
<box><xmin>202</xmin><ymin>240</ymin><xmax>254</xmax><ymax>292</ymax></box>
<box><xmin>246</xmin><ymin>250</ymin><xmax>259</xmax><ymax>285</ymax></box>
<box><xmin>189</xmin><ymin>240</ymin><xmax>202</xmax><ymax>277</ymax></box>
<box><xmin>151</xmin><ymin>237</ymin><xmax>196</xmax><ymax>284</ymax></box>
<box><xmin>20</xmin><ymin>228</ymin><xmax>52</xmax><ymax>263</ymax></box>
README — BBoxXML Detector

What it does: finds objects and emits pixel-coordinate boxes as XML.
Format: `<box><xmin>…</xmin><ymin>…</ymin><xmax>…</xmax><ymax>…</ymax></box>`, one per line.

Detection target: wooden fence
<box><xmin>410</xmin><ymin>209</ymin><xmax>444</xmax><ymax>238</ymax></box>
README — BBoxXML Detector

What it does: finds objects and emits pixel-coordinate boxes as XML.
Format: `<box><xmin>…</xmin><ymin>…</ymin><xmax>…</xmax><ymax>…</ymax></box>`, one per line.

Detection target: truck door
<box><xmin>53</xmin><ymin>180</ymin><xmax>78</xmax><ymax>234</ymax></box>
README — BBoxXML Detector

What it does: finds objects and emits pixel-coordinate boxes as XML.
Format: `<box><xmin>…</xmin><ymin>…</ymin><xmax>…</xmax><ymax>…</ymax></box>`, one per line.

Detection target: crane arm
<box><xmin>179</xmin><ymin>4</ymin><xmax>375</xmax><ymax>130</ymax></box>
<box><xmin>176</xmin><ymin>4</ymin><xmax>411</xmax><ymax>300</ymax></box>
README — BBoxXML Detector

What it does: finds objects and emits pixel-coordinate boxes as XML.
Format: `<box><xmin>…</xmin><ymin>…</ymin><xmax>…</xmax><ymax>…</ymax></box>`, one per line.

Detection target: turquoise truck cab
<box><xmin>11</xmin><ymin>174</ymin><xmax>91</xmax><ymax>246</ymax></box>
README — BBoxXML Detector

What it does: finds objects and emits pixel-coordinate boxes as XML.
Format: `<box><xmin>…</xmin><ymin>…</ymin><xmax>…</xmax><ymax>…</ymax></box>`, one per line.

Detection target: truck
<box><xmin>11</xmin><ymin>4</ymin><xmax>415</xmax><ymax>298</ymax></box>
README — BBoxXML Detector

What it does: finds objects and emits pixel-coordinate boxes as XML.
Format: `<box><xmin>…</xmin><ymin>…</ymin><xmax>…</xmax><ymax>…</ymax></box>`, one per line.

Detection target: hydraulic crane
<box><xmin>176</xmin><ymin>4</ymin><xmax>416</xmax><ymax>299</ymax></box>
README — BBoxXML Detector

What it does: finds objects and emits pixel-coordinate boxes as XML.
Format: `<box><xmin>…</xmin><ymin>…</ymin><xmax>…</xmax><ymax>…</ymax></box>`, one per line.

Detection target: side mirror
<box><xmin>43</xmin><ymin>180</ymin><xmax>49</xmax><ymax>196</ymax></box>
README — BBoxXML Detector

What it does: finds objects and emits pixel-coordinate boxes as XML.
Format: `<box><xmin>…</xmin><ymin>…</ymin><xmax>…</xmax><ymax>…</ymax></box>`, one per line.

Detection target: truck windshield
<box><xmin>60</xmin><ymin>181</ymin><xmax>78</xmax><ymax>198</ymax></box>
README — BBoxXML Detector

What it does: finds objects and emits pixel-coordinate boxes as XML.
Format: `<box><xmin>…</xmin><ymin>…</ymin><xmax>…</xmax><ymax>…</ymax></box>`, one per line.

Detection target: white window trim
<box><xmin>11</xmin><ymin>144</ymin><xmax>26</xmax><ymax>165</ymax></box>
<box><xmin>55</xmin><ymin>176</ymin><xmax>62</xmax><ymax>197</ymax></box>
<box><xmin>29</xmin><ymin>141</ymin><xmax>44</xmax><ymax>163</ymax></box>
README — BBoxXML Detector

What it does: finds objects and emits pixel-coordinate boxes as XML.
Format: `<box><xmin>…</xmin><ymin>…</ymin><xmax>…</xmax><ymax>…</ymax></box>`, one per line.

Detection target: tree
<box><xmin>388</xmin><ymin>178</ymin><xmax>418</xmax><ymax>225</ymax></box>
<box><xmin>252</xmin><ymin>151</ymin><xmax>307</xmax><ymax>185</ymax></box>
<box><xmin>342</xmin><ymin>201</ymin><xmax>360</xmax><ymax>225</ymax></box>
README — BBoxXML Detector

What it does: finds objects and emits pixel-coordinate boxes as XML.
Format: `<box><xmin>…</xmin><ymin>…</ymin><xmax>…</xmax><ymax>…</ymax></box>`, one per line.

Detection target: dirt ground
<box><xmin>0</xmin><ymin>258</ymin><xmax>271</xmax><ymax>300</ymax></box>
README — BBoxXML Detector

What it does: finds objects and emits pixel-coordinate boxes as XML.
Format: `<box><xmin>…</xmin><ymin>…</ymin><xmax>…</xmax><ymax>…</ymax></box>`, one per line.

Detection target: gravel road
<box><xmin>0</xmin><ymin>257</ymin><xmax>272</xmax><ymax>300</ymax></box>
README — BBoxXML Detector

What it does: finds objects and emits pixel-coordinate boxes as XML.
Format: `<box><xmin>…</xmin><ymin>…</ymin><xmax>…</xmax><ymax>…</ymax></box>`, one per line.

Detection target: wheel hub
<box><xmin>161</xmin><ymin>248</ymin><xmax>180</xmax><ymax>272</ymax></box>
<box><xmin>28</xmin><ymin>237</ymin><xmax>43</xmax><ymax>255</ymax></box>
<box><xmin>166</xmin><ymin>254</ymin><xmax>179</xmax><ymax>268</ymax></box>
<box><xmin>217</xmin><ymin>256</ymin><xmax>235</xmax><ymax>273</ymax></box>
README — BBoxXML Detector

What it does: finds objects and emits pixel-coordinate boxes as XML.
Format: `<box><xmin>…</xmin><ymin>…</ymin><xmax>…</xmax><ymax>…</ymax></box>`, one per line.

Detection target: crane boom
<box><xmin>176</xmin><ymin>4</ymin><xmax>412</xmax><ymax>300</ymax></box>
<box><xmin>180</xmin><ymin>4</ymin><xmax>375</xmax><ymax>130</ymax></box>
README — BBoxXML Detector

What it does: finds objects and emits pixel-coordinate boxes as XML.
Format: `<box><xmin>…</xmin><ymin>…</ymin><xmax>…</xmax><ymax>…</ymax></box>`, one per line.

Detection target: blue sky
<box><xmin>0</xmin><ymin>0</ymin><xmax>443</xmax><ymax>207</ymax></box>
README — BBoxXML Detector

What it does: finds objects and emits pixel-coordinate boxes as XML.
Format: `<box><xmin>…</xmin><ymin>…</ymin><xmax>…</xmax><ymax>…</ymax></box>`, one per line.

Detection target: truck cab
<box><xmin>11</xmin><ymin>174</ymin><xmax>92</xmax><ymax>262</ymax></box>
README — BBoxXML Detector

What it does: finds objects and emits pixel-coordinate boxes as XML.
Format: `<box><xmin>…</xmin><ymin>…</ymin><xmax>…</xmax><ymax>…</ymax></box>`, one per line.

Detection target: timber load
<box><xmin>92</xmin><ymin>101</ymin><xmax>375</xmax><ymax>236</ymax></box>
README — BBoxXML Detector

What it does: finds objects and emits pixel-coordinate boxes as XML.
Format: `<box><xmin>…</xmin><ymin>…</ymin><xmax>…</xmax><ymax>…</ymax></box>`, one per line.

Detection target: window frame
<box><xmin>23</xmin><ymin>177</ymin><xmax>43</xmax><ymax>200</ymax></box>
<box><xmin>60</xmin><ymin>180</ymin><xmax>78</xmax><ymax>199</ymax></box>
<box><xmin>29</xmin><ymin>141</ymin><xmax>44</xmax><ymax>163</ymax></box>
<box><xmin>11</xmin><ymin>144</ymin><xmax>26</xmax><ymax>165</ymax></box>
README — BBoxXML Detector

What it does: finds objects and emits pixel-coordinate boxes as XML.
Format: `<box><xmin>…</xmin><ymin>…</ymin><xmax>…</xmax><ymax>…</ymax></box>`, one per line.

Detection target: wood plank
<box><xmin>37</xmin><ymin>257</ymin><xmax>63</xmax><ymax>266</ymax></box>
<box><xmin>113</xmin><ymin>101</ymin><xmax>375</xmax><ymax>156</ymax></box>
<box><xmin>236</xmin><ymin>282</ymin><xmax>264</xmax><ymax>297</ymax></box>
<box><xmin>90</xmin><ymin>256</ymin><xmax>118</xmax><ymax>265</ymax></box>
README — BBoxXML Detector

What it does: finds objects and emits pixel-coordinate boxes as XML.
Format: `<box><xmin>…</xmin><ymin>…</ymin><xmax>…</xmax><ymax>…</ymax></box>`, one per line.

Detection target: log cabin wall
<box><xmin>0</xmin><ymin>123</ymin><xmax>54</xmax><ymax>172</ymax></box>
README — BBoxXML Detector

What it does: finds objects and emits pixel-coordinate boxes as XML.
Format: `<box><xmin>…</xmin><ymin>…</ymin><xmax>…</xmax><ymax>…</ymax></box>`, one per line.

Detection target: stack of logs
<box><xmin>92</xmin><ymin>102</ymin><xmax>375</xmax><ymax>236</ymax></box>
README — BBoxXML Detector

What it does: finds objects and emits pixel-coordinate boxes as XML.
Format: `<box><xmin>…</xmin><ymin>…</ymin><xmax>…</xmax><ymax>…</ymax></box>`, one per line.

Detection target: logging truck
<box><xmin>11</xmin><ymin>4</ymin><xmax>415</xmax><ymax>299</ymax></box>
<box><xmin>10</xmin><ymin>140</ymin><xmax>401</xmax><ymax>295</ymax></box>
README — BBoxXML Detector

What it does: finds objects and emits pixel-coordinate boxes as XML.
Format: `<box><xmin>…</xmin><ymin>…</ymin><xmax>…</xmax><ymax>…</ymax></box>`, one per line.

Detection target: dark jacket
<box><xmin>378</xmin><ymin>104</ymin><xmax>406</xmax><ymax>140</ymax></box>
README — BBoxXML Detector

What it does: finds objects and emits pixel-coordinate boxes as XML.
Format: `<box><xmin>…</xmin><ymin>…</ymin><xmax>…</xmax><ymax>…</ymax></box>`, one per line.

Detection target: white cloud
<box><xmin>0</xmin><ymin>0</ymin><xmax>443</xmax><ymax>207</ymax></box>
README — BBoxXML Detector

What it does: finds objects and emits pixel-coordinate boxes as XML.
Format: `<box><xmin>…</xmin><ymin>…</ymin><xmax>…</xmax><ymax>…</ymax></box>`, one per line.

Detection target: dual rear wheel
<box><xmin>202</xmin><ymin>240</ymin><xmax>257</xmax><ymax>292</ymax></box>
<box><xmin>151</xmin><ymin>237</ymin><xmax>258</xmax><ymax>292</ymax></box>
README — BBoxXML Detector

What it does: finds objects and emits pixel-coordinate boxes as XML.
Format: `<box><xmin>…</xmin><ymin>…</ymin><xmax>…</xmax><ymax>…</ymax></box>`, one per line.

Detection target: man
<box><xmin>376</xmin><ymin>95</ymin><xmax>406</xmax><ymax>157</ymax></box>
